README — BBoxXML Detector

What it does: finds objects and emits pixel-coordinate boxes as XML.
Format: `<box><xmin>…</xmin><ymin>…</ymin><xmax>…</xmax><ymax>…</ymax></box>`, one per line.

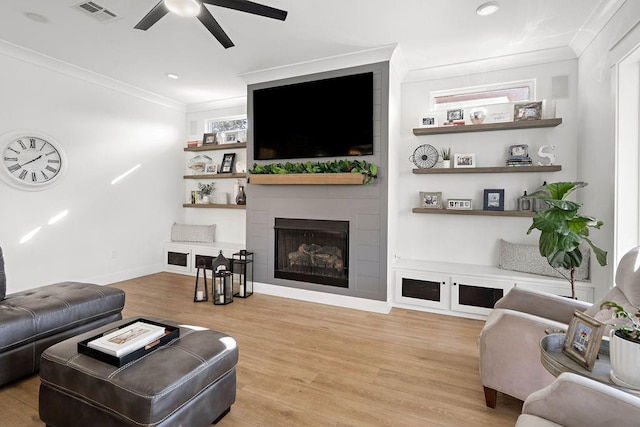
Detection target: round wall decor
<box><xmin>410</xmin><ymin>144</ymin><xmax>439</xmax><ymax>169</ymax></box>
<box><xmin>0</xmin><ymin>130</ymin><xmax>67</xmax><ymax>191</ymax></box>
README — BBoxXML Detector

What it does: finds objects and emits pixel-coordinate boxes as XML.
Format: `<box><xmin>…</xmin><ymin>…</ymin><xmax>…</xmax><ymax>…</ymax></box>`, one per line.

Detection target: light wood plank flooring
<box><xmin>0</xmin><ymin>272</ymin><xmax>522</xmax><ymax>426</ymax></box>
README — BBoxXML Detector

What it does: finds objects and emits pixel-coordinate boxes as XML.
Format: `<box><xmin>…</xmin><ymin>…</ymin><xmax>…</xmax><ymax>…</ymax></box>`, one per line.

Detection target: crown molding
<box><xmin>0</xmin><ymin>39</ymin><xmax>186</xmax><ymax>112</ymax></box>
<box><xmin>569</xmin><ymin>0</ymin><xmax>626</xmax><ymax>57</ymax></box>
<box><xmin>186</xmin><ymin>96</ymin><xmax>247</xmax><ymax>113</ymax></box>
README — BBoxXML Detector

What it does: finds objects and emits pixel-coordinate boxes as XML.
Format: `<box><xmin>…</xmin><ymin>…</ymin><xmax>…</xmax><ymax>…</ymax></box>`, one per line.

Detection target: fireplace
<box><xmin>274</xmin><ymin>218</ymin><xmax>349</xmax><ymax>287</ymax></box>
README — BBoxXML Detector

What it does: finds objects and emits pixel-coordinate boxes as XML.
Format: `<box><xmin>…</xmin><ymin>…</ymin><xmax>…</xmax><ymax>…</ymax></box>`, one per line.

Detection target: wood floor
<box><xmin>0</xmin><ymin>272</ymin><xmax>522</xmax><ymax>426</ymax></box>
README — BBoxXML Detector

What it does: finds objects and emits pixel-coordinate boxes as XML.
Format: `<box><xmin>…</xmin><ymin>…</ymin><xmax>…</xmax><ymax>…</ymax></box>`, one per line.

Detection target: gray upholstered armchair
<box><xmin>516</xmin><ymin>372</ymin><xmax>640</xmax><ymax>426</ymax></box>
<box><xmin>479</xmin><ymin>246</ymin><xmax>640</xmax><ymax>407</ymax></box>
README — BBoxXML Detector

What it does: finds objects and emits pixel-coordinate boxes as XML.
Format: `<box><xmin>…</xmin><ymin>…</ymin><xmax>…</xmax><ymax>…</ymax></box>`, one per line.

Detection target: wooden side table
<box><xmin>540</xmin><ymin>334</ymin><xmax>640</xmax><ymax>396</ymax></box>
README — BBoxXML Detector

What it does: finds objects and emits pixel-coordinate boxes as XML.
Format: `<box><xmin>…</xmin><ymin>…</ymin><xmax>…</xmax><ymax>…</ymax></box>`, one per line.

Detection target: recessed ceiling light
<box><xmin>24</xmin><ymin>12</ymin><xmax>49</xmax><ymax>23</ymax></box>
<box><xmin>166</xmin><ymin>73</ymin><xmax>179</xmax><ymax>80</ymax></box>
<box><xmin>476</xmin><ymin>1</ymin><xmax>500</xmax><ymax>16</ymax></box>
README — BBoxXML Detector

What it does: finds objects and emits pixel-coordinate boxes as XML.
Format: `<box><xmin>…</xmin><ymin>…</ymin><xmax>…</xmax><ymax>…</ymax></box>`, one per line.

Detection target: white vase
<box><xmin>442</xmin><ymin>160</ymin><xmax>451</xmax><ymax>168</ymax></box>
<box><xmin>609</xmin><ymin>330</ymin><xmax>640</xmax><ymax>388</ymax></box>
<box><xmin>202</xmin><ymin>195</ymin><xmax>210</xmax><ymax>204</ymax></box>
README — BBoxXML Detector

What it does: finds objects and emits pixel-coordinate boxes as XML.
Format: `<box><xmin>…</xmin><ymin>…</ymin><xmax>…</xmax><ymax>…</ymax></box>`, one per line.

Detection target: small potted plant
<box><xmin>197</xmin><ymin>182</ymin><xmax>215</xmax><ymax>204</ymax></box>
<box><xmin>599</xmin><ymin>301</ymin><xmax>640</xmax><ymax>387</ymax></box>
<box><xmin>440</xmin><ymin>148</ymin><xmax>452</xmax><ymax>168</ymax></box>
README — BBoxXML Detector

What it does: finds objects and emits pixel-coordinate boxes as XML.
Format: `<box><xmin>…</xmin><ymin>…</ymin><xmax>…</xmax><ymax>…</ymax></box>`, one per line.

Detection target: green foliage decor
<box><xmin>197</xmin><ymin>182</ymin><xmax>214</xmax><ymax>195</ymax></box>
<box><xmin>524</xmin><ymin>182</ymin><xmax>607</xmax><ymax>299</ymax></box>
<box><xmin>600</xmin><ymin>301</ymin><xmax>640</xmax><ymax>343</ymax></box>
<box><xmin>250</xmin><ymin>159</ymin><xmax>379</xmax><ymax>184</ymax></box>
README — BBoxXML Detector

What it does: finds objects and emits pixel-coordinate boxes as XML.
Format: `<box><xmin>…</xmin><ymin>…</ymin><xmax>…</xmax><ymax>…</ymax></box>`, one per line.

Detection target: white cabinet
<box><xmin>163</xmin><ymin>242</ymin><xmax>245</xmax><ymax>275</ymax></box>
<box><xmin>395</xmin><ymin>270</ymin><xmax>450</xmax><ymax>311</ymax></box>
<box><xmin>451</xmin><ymin>274</ymin><xmax>514</xmax><ymax>316</ymax></box>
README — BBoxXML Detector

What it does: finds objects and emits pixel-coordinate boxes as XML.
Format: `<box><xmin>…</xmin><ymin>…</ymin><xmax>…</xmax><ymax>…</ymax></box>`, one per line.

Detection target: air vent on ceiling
<box><xmin>72</xmin><ymin>1</ymin><xmax>120</xmax><ymax>23</ymax></box>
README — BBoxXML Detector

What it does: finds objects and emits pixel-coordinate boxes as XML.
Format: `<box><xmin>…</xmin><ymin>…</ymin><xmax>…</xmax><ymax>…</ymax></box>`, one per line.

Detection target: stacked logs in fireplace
<box><xmin>287</xmin><ymin>243</ymin><xmax>344</xmax><ymax>276</ymax></box>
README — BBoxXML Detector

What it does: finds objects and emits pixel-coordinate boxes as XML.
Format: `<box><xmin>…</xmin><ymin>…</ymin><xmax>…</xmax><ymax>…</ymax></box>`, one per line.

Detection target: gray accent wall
<box><xmin>246</xmin><ymin>62</ymin><xmax>390</xmax><ymax>301</ymax></box>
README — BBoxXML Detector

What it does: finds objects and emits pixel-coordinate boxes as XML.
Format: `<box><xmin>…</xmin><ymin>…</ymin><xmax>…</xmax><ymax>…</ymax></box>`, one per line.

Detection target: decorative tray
<box><xmin>77</xmin><ymin>318</ymin><xmax>179</xmax><ymax>367</ymax></box>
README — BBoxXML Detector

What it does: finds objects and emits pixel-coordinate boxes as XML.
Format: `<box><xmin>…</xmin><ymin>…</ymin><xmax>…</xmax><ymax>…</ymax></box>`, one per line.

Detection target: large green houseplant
<box><xmin>524</xmin><ymin>182</ymin><xmax>607</xmax><ymax>299</ymax></box>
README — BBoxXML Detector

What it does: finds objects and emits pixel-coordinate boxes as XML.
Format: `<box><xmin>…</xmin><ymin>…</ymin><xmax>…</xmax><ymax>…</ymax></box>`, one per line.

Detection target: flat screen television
<box><xmin>252</xmin><ymin>72</ymin><xmax>374</xmax><ymax>160</ymax></box>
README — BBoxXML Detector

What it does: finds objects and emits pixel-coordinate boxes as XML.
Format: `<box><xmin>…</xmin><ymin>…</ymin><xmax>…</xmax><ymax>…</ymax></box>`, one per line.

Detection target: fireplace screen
<box><xmin>274</xmin><ymin>218</ymin><xmax>349</xmax><ymax>288</ymax></box>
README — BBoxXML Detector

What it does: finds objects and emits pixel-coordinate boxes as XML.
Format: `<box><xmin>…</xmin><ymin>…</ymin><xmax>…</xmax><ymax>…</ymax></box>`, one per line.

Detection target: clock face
<box><xmin>0</xmin><ymin>131</ymin><xmax>66</xmax><ymax>191</ymax></box>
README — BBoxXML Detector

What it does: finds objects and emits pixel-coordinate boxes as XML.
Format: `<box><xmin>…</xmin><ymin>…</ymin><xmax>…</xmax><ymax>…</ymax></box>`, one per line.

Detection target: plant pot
<box><xmin>609</xmin><ymin>329</ymin><xmax>640</xmax><ymax>388</ymax></box>
<box><xmin>442</xmin><ymin>160</ymin><xmax>451</xmax><ymax>168</ymax></box>
<box><xmin>202</xmin><ymin>195</ymin><xmax>210</xmax><ymax>204</ymax></box>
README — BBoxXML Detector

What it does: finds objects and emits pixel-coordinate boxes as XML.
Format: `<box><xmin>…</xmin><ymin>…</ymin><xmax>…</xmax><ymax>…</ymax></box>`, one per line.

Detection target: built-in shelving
<box><xmin>184</xmin><ymin>173</ymin><xmax>247</xmax><ymax>180</ymax></box>
<box><xmin>412</xmin><ymin>118</ymin><xmax>562</xmax><ymax>136</ymax></box>
<box><xmin>412</xmin><ymin>208</ymin><xmax>534</xmax><ymax>217</ymax></box>
<box><xmin>249</xmin><ymin>173</ymin><xmax>365</xmax><ymax>185</ymax></box>
<box><xmin>184</xmin><ymin>142</ymin><xmax>246</xmax><ymax>152</ymax></box>
<box><xmin>183</xmin><ymin>204</ymin><xmax>246</xmax><ymax>209</ymax></box>
<box><xmin>412</xmin><ymin>165</ymin><xmax>561</xmax><ymax>174</ymax></box>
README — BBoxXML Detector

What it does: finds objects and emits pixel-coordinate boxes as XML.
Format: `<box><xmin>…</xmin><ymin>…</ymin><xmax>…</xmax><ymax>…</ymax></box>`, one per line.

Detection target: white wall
<box><xmin>578</xmin><ymin>0</ymin><xmax>640</xmax><ymax>298</ymax></box>
<box><xmin>185</xmin><ymin>99</ymin><xmax>247</xmax><ymax>244</ymax></box>
<box><xmin>397</xmin><ymin>60</ymin><xmax>578</xmax><ymax>266</ymax></box>
<box><xmin>0</xmin><ymin>51</ymin><xmax>185</xmax><ymax>292</ymax></box>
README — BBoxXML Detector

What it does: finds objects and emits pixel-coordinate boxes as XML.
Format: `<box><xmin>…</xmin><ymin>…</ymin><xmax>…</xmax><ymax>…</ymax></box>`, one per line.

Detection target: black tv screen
<box><xmin>253</xmin><ymin>72</ymin><xmax>374</xmax><ymax>160</ymax></box>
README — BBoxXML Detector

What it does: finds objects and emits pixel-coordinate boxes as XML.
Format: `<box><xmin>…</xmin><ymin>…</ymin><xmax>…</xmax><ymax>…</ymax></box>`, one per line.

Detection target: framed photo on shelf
<box><xmin>225</xmin><ymin>132</ymin><xmax>238</xmax><ymax>144</ymax></box>
<box><xmin>483</xmin><ymin>189</ymin><xmax>505</xmax><ymax>211</ymax></box>
<box><xmin>202</xmin><ymin>133</ymin><xmax>217</xmax><ymax>145</ymax></box>
<box><xmin>514</xmin><ymin>102</ymin><xmax>542</xmax><ymax>121</ymax></box>
<box><xmin>206</xmin><ymin>164</ymin><xmax>218</xmax><ymax>174</ymax></box>
<box><xmin>562</xmin><ymin>311</ymin><xmax>604</xmax><ymax>371</ymax></box>
<box><xmin>454</xmin><ymin>153</ymin><xmax>476</xmax><ymax>168</ymax></box>
<box><xmin>419</xmin><ymin>116</ymin><xmax>437</xmax><ymax>127</ymax></box>
<box><xmin>509</xmin><ymin>144</ymin><xmax>529</xmax><ymax>158</ymax></box>
<box><xmin>220</xmin><ymin>153</ymin><xmax>236</xmax><ymax>173</ymax></box>
<box><xmin>447</xmin><ymin>199</ymin><xmax>472</xmax><ymax>210</ymax></box>
<box><xmin>446</xmin><ymin>109</ymin><xmax>464</xmax><ymax>122</ymax></box>
<box><xmin>419</xmin><ymin>191</ymin><xmax>443</xmax><ymax>209</ymax></box>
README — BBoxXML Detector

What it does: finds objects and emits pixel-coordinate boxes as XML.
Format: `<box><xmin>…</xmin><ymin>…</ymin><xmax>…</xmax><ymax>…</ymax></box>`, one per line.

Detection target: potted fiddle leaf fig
<box><xmin>599</xmin><ymin>301</ymin><xmax>640</xmax><ymax>387</ymax></box>
<box><xmin>524</xmin><ymin>182</ymin><xmax>607</xmax><ymax>299</ymax></box>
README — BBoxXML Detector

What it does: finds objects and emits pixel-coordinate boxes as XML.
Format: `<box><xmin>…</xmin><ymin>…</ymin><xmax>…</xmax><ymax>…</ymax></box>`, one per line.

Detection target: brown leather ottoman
<box><xmin>39</xmin><ymin>317</ymin><xmax>237</xmax><ymax>427</ymax></box>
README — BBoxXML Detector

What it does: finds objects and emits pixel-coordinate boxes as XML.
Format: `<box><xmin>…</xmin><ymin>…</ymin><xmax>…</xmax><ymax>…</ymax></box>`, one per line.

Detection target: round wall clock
<box><xmin>0</xmin><ymin>130</ymin><xmax>67</xmax><ymax>191</ymax></box>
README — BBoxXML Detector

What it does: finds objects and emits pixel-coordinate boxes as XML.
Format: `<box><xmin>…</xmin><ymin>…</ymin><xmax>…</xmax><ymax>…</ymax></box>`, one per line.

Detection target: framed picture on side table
<box><xmin>220</xmin><ymin>153</ymin><xmax>236</xmax><ymax>173</ymax></box>
<box><xmin>562</xmin><ymin>310</ymin><xmax>604</xmax><ymax>371</ymax></box>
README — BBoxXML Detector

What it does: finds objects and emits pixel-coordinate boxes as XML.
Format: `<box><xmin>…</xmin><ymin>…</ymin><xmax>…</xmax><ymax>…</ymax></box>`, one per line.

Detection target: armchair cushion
<box><xmin>0</xmin><ymin>246</ymin><xmax>5</xmax><ymax>300</ymax></box>
<box><xmin>494</xmin><ymin>287</ymin><xmax>590</xmax><ymax>325</ymax></box>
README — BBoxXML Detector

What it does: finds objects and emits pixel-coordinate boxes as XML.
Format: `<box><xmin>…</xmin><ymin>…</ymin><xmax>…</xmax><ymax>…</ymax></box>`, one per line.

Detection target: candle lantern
<box><xmin>193</xmin><ymin>258</ymin><xmax>208</xmax><ymax>302</ymax></box>
<box><xmin>232</xmin><ymin>250</ymin><xmax>254</xmax><ymax>298</ymax></box>
<box><xmin>212</xmin><ymin>250</ymin><xmax>233</xmax><ymax>305</ymax></box>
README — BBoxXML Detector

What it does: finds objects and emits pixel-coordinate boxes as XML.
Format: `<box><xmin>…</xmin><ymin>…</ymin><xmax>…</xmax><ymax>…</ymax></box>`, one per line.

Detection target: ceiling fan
<box><xmin>135</xmin><ymin>0</ymin><xmax>288</xmax><ymax>49</ymax></box>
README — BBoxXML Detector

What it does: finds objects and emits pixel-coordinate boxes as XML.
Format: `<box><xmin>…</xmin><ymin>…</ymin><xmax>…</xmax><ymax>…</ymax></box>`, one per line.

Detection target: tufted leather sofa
<box><xmin>0</xmin><ymin>246</ymin><xmax>125</xmax><ymax>386</ymax></box>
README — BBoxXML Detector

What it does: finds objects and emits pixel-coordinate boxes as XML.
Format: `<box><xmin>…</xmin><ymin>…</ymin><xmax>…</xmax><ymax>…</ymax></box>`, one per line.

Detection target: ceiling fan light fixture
<box><xmin>476</xmin><ymin>1</ymin><xmax>500</xmax><ymax>16</ymax></box>
<box><xmin>164</xmin><ymin>0</ymin><xmax>201</xmax><ymax>18</ymax></box>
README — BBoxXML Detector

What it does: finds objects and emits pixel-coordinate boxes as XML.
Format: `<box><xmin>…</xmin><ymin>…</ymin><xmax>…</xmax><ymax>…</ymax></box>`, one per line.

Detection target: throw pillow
<box><xmin>171</xmin><ymin>223</ymin><xmax>216</xmax><ymax>243</ymax></box>
<box><xmin>0</xmin><ymin>246</ymin><xmax>6</xmax><ymax>300</ymax></box>
<box><xmin>498</xmin><ymin>239</ymin><xmax>590</xmax><ymax>281</ymax></box>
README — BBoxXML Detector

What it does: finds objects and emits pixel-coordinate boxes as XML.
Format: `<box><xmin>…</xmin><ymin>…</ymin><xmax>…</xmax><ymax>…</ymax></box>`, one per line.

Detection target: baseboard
<box><xmin>87</xmin><ymin>263</ymin><xmax>164</xmax><ymax>286</ymax></box>
<box><xmin>254</xmin><ymin>282</ymin><xmax>391</xmax><ymax>314</ymax></box>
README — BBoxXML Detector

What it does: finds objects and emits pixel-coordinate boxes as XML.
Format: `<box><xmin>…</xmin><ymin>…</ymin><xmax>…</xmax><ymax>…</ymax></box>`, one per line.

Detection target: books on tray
<box><xmin>87</xmin><ymin>321</ymin><xmax>166</xmax><ymax>357</ymax></box>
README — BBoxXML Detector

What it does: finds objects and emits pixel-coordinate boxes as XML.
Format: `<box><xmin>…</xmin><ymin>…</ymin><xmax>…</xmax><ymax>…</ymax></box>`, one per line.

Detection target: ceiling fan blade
<box><xmin>134</xmin><ymin>1</ymin><xmax>170</xmax><ymax>30</ymax></box>
<box><xmin>197</xmin><ymin>6</ymin><xmax>235</xmax><ymax>49</ymax></box>
<box><xmin>202</xmin><ymin>0</ymin><xmax>288</xmax><ymax>21</ymax></box>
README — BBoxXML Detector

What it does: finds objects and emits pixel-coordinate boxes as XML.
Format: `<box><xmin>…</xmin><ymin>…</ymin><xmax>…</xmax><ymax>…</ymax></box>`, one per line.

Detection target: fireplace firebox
<box><xmin>274</xmin><ymin>218</ymin><xmax>349</xmax><ymax>287</ymax></box>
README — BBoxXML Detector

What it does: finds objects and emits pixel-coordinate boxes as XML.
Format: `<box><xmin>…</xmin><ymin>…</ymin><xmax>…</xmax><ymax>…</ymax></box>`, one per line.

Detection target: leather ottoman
<box><xmin>39</xmin><ymin>317</ymin><xmax>237</xmax><ymax>427</ymax></box>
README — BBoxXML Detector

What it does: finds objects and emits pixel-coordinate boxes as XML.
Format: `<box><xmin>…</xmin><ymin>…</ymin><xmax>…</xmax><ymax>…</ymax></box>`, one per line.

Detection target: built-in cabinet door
<box><xmin>163</xmin><ymin>246</ymin><xmax>192</xmax><ymax>274</ymax></box>
<box><xmin>395</xmin><ymin>270</ymin><xmax>450</xmax><ymax>310</ymax></box>
<box><xmin>451</xmin><ymin>275</ymin><xmax>514</xmax><ymax>316</ymax></box>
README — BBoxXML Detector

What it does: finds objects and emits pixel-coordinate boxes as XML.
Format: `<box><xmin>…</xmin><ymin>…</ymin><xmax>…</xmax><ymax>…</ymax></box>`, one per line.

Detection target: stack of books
<box><xmin>506</xmin><ymin>156</ymin><xmax>533</xmax><ymax>166</ymax></box>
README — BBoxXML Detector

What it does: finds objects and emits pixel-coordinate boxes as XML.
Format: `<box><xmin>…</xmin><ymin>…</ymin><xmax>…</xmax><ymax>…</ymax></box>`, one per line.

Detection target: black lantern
<box><xmin>213</xmin><ymin>271</ymin><xmax>233</xmax><ymax>305</ymax></box>
<box><xmin>232</xmin><ymin>250</ymin><xmax>253</xmax><ymax>298</ymax></box>
<box><xmin>212</xmin><ymin>250</ymin><xmax>233</xmax><ymax>305</ymax></box>
<box><xmin>193</xmin><ymin>258</ymin><xmax>209</xmax><ymax>302</ymax></box>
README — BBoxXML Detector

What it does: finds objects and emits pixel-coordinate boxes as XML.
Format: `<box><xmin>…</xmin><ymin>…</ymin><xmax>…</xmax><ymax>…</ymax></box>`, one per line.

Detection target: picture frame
<box><xmin>447</xmin><ymin>199</ymin><xmax>472</xmax><ymax>210</ymax></box>
<box><xmin>562</xmin><ymin>310</ymin><xmax>605</xmax><ymax>371</ymax></box>
<box><xmin>483</xmin><ymin>189</ymin><xmax>505</xmax><ymax>211</ymax></box>
<box><xmin>202</xmin><ymin>133</ymin><xmax>217</xmax><ymax>145</ymax></box>
<box><xmin>205</xmin><ymin>164</ymin><xmax>218</xmax><ymax>174</ymax></box>
<box><xmin>514</xmin><ymin>102</ymin><xmax>542</xmax><ymax>121</ymax></box>
<box><xmin>419</xmin><ymin>191</ymin><xmax>443</xmax><ymax>209</ymax></box>
<box><xmin>220</xmin><ymin>153</ymin><xmax>236</xmax><ymax>174</ymax></box>
<box><xmin>454</xmin><ymin>153</ymin><xmax>476</xmax><ymax>168</ymax></box>
<box><xmin>419</xmin><ymin>116</ymin><xmax>437</xmax><ymax>127</ymax></box>
<box><xmin>508</xmin><ymin>144</ymin><xmax>529</xmax><ymax>158</ymax></box>
<box><xmin>225</xmin><ymin>131</ymin><xmax>238</xmax><ymax>144</ymax></box>
<box><xmin>446</xmin><ymin>109</ymin><xmax>464</xmax><ymax>122</ymax></box>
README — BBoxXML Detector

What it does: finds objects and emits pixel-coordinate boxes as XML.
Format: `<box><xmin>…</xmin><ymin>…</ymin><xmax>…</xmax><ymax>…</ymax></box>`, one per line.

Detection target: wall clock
<box><xmin>0</xmin><ymin>130</ymin><xmax>67</xmax><ymax>191</ymax></box>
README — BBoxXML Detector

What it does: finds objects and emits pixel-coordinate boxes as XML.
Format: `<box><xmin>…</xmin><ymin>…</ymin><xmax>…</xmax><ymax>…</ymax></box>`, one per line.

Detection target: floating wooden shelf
<box><xmin>249</xmin><ymin>173</ymin><xmax>365</xmax><ymax>185</ymax></box>
<box><xmin>413</xmin><ymin>118</ymin><xmax>562</xmax><ymax>136</ymax></box>
<box><xmin>184</xmin><ymin>142</ymin><xmax>246</xmax><ymax>152</ymax></box>
<box><xmin>183</xmin><ymin>204</ymin><xmax>246</xmax><ymax>209</ymax></box>
<box><xmin>412</xmin><ymin>165</ymin><xmax>561</xmax><ymax>174</ymax></box>
<box><xmin>412</xmin><ymin>208</ymin><xmax>534</xmax><ymax>217</ymax></box>
<box><xmin>184</xmin><ymin>173</ymin><xmax>247</xmax><ymax>180</ymax></box>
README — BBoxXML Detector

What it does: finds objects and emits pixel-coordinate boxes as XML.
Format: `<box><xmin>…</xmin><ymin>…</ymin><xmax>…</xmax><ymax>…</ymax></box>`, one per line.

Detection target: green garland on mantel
<box><xmin>249</xmin><ymin>159</ymin><xmax>379</xmax><ymax>184</ymax></box>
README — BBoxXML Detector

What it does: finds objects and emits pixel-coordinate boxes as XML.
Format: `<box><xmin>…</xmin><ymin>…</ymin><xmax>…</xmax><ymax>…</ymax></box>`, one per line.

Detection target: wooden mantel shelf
<box><xmin>412</xmin><ymin>208</ymin><xmax>534</xmax><ymax>217</ymax></box>
<box><xmin>413</xmin><ymin>118</ymin><xmax>562</xmax><ymax>136</ymax></box>
<box><xmin>249</xmin><ymin>173</ymin><xmax>365</xmax><ymax>185</ymax></box>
